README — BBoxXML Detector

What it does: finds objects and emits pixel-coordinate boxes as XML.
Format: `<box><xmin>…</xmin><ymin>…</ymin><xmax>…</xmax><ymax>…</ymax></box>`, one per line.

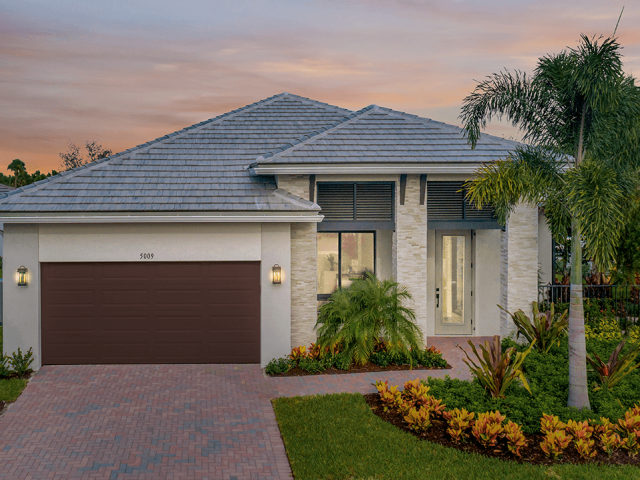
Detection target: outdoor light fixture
<box><xmin>271</xmin><ymin>264</ymin><xmax>282</xmax><ymax>284</ymax></box>
<box><xmin>17</xmin><ymin>265</ymin><xmax>28</xmax><ymax>287</ymax></box>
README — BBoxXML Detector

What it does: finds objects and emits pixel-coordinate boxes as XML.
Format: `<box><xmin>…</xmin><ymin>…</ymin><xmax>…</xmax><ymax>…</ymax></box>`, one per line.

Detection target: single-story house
<box><xmin>1</xmin><ymin>93</ymin><xmax>552</xmax><ymax>369</ymax></box>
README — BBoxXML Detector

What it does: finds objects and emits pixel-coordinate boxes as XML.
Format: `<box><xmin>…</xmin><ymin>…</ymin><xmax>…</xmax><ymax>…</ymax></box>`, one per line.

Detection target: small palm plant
<box><xmin>315</xmin><ymin>273</ymin><xmax>422</xmax><ymax>365</ymax></box>
<box><xmin>459</xmin><ymin>335</ymin><xmax>535</xmax><ymax>398</ymax></box>
<box><xmin>499</xmin><ymin>302</ymin><xmax>568</xmax><ymax>353</ymax></box>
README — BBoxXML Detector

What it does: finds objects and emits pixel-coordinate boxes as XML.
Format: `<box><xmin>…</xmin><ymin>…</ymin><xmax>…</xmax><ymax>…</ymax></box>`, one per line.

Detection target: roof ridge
<box><xmin>0</xmin><ymin>93</ymin><xmax>289</xmax><ymax>203</ymax></box>
<box><xmin>251</xmin><ymin>104</ymin><xmax>378</xmax><ymax>166</ymax></box>
<box><xmin>280</xmin><ymin>92</ymin><xmax>354</xmax><ymax>115</ymax></box>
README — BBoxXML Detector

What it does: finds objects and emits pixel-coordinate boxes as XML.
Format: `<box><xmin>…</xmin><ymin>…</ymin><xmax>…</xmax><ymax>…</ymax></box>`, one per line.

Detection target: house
<box><xmin>0</xmin><ymin>93</ymin><xmax>551</xmax><ymax>369</ymax></box>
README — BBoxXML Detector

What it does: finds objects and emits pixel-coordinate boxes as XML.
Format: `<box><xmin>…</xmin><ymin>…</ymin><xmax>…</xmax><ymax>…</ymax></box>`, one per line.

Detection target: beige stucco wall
<box><xmin>4</xmin><ymin>222</ymin><xmax>294</xmax><ymax>368</ymax></box>
<box><xmin>502</xmin><ymin>204</ymin><xmax>539</xmax><ymax>336</ymax></box>
<box><xmin>396</xmin><ymin>175</ymin><xmax>428</xmax><ymax>341</ymax></box>
<box><xmin>538</xmin><ymin>211</ymin><xmax>553</xmax><ymax>285</ymax></box>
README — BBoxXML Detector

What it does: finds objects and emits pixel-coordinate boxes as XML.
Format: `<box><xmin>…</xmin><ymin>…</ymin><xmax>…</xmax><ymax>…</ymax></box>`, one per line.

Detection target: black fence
<box><xmin>538</xmin><ymin>284</ymin><xmax>640</xmax><ymax>330</ymax></box>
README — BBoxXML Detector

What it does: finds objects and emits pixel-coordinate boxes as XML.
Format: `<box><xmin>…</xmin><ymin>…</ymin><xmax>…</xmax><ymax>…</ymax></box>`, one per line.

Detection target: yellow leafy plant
<box><xmin>502</xmin><ymin>421</ymin><xmax>528</xmax><ymax>457</ymax></box>
<box><xmin>443</xmin><ymin>408</ymin><xmax>475</xmax><ymax>443</ymax></box>
<box><xmin>471</xmin><ymin>411</ymin><xmax>506</xmax><ymax>448</ymax></box>
<box><xmin>404</xmin><ymin>406</ymin><xmax>432</xmax><ymax>433</ymax></box>
<box><xmin>540</xmin><ymin>414</ymin><xmax>567</xmax><ymax>435</ymax></box>
<box><xmin>540</xmin><ymin>430</ymin><xmax>573</xmax><ymax>459</ymax></box>
<box><xmin>289</xmin><ymin>345</ymin><xmax>307</xmax><ymax>364</ymax></box>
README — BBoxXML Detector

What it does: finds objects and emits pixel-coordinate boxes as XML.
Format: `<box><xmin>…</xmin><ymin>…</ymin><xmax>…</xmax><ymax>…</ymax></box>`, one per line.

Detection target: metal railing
<box><xmin>538</xmin><ymin>284</ymin><xmax>640</xmax><ymax>330</ymax></box>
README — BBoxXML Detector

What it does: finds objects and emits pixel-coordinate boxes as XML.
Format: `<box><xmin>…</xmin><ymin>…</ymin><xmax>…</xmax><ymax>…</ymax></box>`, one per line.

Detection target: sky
<box><xmin>1</xmin><ymin>0</ymin><xmax>639</xmax><ymax>172</ymax></box>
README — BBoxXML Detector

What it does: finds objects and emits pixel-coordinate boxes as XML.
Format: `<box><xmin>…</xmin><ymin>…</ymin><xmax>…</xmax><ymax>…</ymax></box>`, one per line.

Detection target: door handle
<box><xmin>436</xmin><ymin>288</ymin><xmax>440</xmax><ymax>308</ymax></box>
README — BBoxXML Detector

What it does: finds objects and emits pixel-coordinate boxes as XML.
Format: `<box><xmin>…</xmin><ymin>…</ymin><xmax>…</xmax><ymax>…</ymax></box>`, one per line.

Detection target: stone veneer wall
<box><xmin>502</xmin><ymin>203</ymin><xmax>539</xmax><ymax>337</ymax></box>
<box><xmin>395</xmin><ymin>175</ymin><xmax>428</xmax><ymax>338</ymax></box>
<box><xmin>277</xmin><ymin>175</ymin><xmax>318</xmax><ymax>347</ymax></box>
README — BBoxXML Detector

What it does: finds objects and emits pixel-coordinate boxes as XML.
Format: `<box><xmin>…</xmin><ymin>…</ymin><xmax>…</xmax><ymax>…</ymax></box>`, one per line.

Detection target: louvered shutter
<box><xmin>427</xmin><ymin>181</ymin><xmax>496</xmax><ymax>221</ymax></box>
<box><xmin>355</xmin><ymin>183</ymin><xmax>394</xmax><ymax>221</ymax></box>
<box><xmin>316</xmin><ymin>182</ymin><xmax>394</xmax><ymax>226</ymax></box>
<box><xmin>317</xmin><ymin>184</ymin><xmax>355</xmax><ymax>221</ymax></box>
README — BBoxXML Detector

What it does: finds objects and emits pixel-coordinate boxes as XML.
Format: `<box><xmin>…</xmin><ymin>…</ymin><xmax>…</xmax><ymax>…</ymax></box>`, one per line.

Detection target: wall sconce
<box><xmin>17</xmin><ymin>265</ymin><xmax>28</xmax><ymax>287</ymax></box>
<box><xmin>271</xmin><ymin>264</ymin><xmax>282</xmax><ymax>284</ymax></box>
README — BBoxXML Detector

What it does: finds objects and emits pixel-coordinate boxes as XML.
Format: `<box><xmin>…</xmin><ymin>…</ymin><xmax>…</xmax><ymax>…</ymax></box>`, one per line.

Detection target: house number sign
<box><xmin>140</xmin><ymin>253</ymin><xmax>155</xmax><ymax>260</ymax></box>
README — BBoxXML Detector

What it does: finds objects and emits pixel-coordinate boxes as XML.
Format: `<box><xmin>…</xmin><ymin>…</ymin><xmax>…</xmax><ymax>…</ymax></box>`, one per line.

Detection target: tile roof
<box><xmin>0</xmin><ymin>93</ymin><xmax>351</xmax><ymax>213</ymax></box>
<box><xmin>253</xmin><ymin>105</ymin><xmax>518</xmax><ymax>166</ymax></box>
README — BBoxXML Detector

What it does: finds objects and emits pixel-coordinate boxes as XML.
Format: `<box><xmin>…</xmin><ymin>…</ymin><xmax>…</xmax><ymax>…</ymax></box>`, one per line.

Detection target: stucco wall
<box><xmin>4</xmin><ymin>222</ymin><xmax>294</xmax><ymax>368</ymax></box>
<box><xmin>396</xmin><ymin>175</ymin><xmax>428</xmax><ymax>340</ymax></box>
<box><xmin>502</xmin><ymin>204</ymin><xmax>539</xmax><ymax>337</ymax></box>
<box><xmin>3</xmin><ymin>224</ymin><xmax>41</xmax><ymax>368</ymax></box>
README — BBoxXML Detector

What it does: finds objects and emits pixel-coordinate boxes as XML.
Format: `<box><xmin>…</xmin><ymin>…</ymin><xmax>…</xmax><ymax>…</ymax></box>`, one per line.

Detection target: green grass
<box><xmin>273</xmin><ymin>393</ymin><xmax>637</xmax><ymax>480</ymax></box>
<box><xmin>0</xmin><ymin>378</ymin><xmax>27</xmax><ymax>403</ymax></box>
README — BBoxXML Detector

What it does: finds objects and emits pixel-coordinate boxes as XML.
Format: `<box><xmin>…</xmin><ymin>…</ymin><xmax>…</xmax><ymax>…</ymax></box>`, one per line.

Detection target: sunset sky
<box><xmin>1</xmin><ymin>0</ymin><xmax>638</xmax><ymax>172</ymax></box>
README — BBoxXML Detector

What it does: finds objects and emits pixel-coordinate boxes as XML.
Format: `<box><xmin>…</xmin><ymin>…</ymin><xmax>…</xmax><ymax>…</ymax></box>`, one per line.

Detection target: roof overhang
<box><xmin>252</xmin><ymin>163</ymin><xmax>483</xmax><ymax>175</ymax></box>
<box><xmin>0</xmin><ymin>212</ymin><xmax>324</xmax><ymax>224</ymax></box>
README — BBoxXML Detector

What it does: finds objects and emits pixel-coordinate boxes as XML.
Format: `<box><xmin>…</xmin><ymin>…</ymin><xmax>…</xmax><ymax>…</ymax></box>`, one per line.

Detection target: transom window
<box><xmin>317</xmin><ymin>232</ymin><xmax>375</xmax><ymax>301</ymax></box>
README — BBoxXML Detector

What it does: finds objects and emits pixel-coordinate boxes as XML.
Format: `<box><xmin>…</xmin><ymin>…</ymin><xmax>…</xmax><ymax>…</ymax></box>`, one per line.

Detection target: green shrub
<box><xmin>315</xmin><ymin>273</ymin><xmax>422</xmax><ymax>365</ymax></box>
<box><xmin>500</xmin><ymin>302</ymin><xmax>568</xmax><ymax>353</ymax></box>
<box><xmin>370</xmin><ymin>351</ymin><xmax>391</xmax><ymax>367</ymax></box>
<box><xmin>265</xmin><ymin>357</ymin><xmax>293</xmax><ymax>375</ymax></box>
<box><xmin>586</xmin><ymin>339</ymin><xmax>640</xmax><ymax>391</ymax></box>
<box><xmin>333</xmin><ymin>352</ymin><xmax>352</xmax><ymax>371</ymax></box>
<box><xmin>297</xmin><ymin>357</ymin><xmax>326</xmax><ymax>374</ymax></box>
<box><xmin>8</xmin><ymin>347</ymin><xmax>33</xmax><ymax>378</ymax></box>
<box><xmin>0</xmin><ymin>355</ymin><xmax>10</xmax><ymax>378</ymax></box>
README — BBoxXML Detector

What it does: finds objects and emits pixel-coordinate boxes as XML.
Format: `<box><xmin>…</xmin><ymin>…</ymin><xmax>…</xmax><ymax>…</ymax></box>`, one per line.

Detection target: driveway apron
<box><xmin>0</xmin><ymin>365</ymin><xmax>290</xmax><ymax>480</ymax></box>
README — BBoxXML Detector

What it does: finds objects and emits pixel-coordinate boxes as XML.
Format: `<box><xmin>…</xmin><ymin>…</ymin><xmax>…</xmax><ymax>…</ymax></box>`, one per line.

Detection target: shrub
<box><xmin>600</xmin><ymin>431</ymin><xmax>625</xmax><ymax>456</ymax></box>
<box><xmin>265</xmin><ymin>357</ymin><xmax>293</xmax><ymax>375</ymax></box>
<box><xmin>297</xmin><ymin>357</ymin><xmax>325</xmax><ymax>374</ymax></box>
<box><xmin>586</xmin><ymin>339</ymin><xmax>640</xmax><ymax>391</ymax></box>
<box><xmin>459</xmin><ymin>336</ymin><xmax>534</xmax><ymax>398</ymax></box>
<box><xmin>471</xmin><ymin>411</ymin><xmax>505</xmax><ymax>448</ymax></box>
<box><xmin>442</xmin><ymin>408</ymin><xmax>475</xmax><ymax>443</ymax></box>
<box><xmin>540</xmin><ymin>413</ymin><xmax>567</xmax><ymax>435</ymax></box>
<box><xmin>616</xmin><ymin>407</ymin><xmax>640</xmax><ymax>457</ymax></box>
<box><xmin>503</xmin><ymin>421</ymin><xmax>528</xmax><ymax>457</ymax></box>
<box><xmin>566</xmin><ymin>419</ymin><xmax>596</xmax><ymax>459</ymax></box>
<box><xmin>540</xmin><ymin>430</ymin><xmax>572</xmax><ymax>459</ymax></box>
<box><xmin>289</xmin><ymin>346</ymin><xmax>307</xmax><ymax>365</ymax></box>
<box><xmin>9</xmin><ymin>347</ymin><xmax>33</xmax><ymax>378</ymax></box>
<box><xmin>404</xmin><ymin>406</ymin><xmax>432</xmax><ymax>432</ymax></box>
<box><xmin>315</xmin><ymin>274</ymin><xmax>422</xmax><ymax>365</ymax></box>
<box><xmin>585</xmin><ymin>316</ymin><xmax>623</xmax><ymax>342</ymax></box>
<box><xmin>0</xmin><ymin>355</ymin><xmax>10</xmax><ymax>378</ymax></box>
<box><xmin>375</xmin><ymin>380</ymin><xmax>402</xmax><ymax>412</ymax></box>
<box><xmin>500</xmin><ymin>302</ymin><xmax>568</xmax><ymax>354</ymax></box>
<box><xmin>370</xmin><ymin>351</ymin><xmax>390</xmax><ymax>367</ymax></box>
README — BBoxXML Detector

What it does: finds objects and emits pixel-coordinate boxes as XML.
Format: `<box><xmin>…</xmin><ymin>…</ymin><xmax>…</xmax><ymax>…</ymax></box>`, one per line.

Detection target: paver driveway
<box><xmin>0</xmin><ymin>365</ymin><xmax>290</xmax><ymax>480</ymax></box>
<box><xmin>0</xmin><ymin>337</ymin><xmax>486</xmax><ymax>480</ymax></box>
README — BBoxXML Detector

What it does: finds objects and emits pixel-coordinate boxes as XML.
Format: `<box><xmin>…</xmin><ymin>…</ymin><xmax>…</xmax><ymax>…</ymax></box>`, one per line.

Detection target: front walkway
<box><xmin>0</xmin><ymin>337</ymin><xmax>489</xmax><ymax>480</ymax></box>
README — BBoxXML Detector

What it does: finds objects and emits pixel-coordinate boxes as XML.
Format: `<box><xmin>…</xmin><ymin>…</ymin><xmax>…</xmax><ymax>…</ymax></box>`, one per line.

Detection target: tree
<box><xmin>59</xmin><ymin>140</ymin><xmax>112</xmax><ymax>171</ymax></box>
<box><xmin>460</xmin><ymin>34</ymin><xmax>640</xmax><ymax>409</ymax></box>
<box><xmin>7</xmin><ymin>159</ymin><xmax>26</xmax><ymax>188</ymax></box>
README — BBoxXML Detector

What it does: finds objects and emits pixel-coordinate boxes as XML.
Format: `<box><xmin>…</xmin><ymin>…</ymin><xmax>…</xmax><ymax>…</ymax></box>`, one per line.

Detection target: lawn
<box><xmin>273</xmin><ymin>393</ymin><xmax>638</xmax><ymax>480</ymax></box>
<box><xmin>0</xmin><ymin>326</ymin><xmax>28</xmax><ymax>409</ymax></box>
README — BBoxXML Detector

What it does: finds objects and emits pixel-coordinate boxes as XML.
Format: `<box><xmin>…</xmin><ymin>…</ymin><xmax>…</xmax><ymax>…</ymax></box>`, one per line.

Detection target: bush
<box><xmin>297</xmin><ymin>357</ymin><xmax>325</xmax><ymax>374</ymax></box>
<box><xmin>265</xmin><ymin>357</ymin><xmax>293</xmax><ymax>375</ymax></box>
<box><xmin>500</xmin><ymin>301</ymin><xmax>568</xmax><ymax>353</ymax></box>
<box><xmin>9</xmin><ymin>347</ymin><xmax>33</xmax><ymax>378</ymax></box>
<box><xmin>0</xmin><ymin>355</ymin><xmax>10</xmax><ymax>378</ymax></box>
<box><xmin>315</xmin><ymin>273</ymin><xmax>422</xmax><ymax>365</ymax></box>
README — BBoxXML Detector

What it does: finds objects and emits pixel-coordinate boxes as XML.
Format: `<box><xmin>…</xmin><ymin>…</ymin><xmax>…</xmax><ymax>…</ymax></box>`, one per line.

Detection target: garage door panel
<box><xmin>41</xmin><ymin>262</ymin><xmax>261</xmax><ymax>364</ymax></box>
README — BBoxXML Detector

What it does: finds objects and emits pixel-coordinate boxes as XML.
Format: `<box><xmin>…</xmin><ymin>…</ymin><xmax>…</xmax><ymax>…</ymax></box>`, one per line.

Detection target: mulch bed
<box><xmin>268</xmin><ymin>362</ymin><xmax>451</xmax><ymax>377</ymax></box>
<box><xmin>0</xmin><ymin>401</ymin><xmax>6</xmax><ymax>418</ymax></box>
<box><xmin>364</xmin><ymin>393</ymin><xmax>639</xmax><ymax>467</ymax></box>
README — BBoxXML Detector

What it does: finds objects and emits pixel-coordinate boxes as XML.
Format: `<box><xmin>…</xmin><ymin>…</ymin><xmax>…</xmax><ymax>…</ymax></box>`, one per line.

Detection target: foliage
<box><xmin>288</xmin><ymin>345</ymin><xmax>306</xmax><ymax>365</ymax></box>
<box><xmin>375</xmin><ymin>380</ymin><xmax>402</xmax><ymax>412</ymax></box>
<box><xmin>616</xmin><ymin>407</ymin><xmax>640</xmax><ymax>457</ymax></box>
<box><xmin>297</xmin><ymin>357</ymin><xmax>326</xmax><ymax>374</ymax></box>
<box><xmin>9</xmin><ymin>347</ymin><xmax>34</xmax><ymax>378</ymax></box>
<box><xmin>471</xmin><ymin>411</ymin><xmax>505</xmax><ymax>448</ymax></box>
<box><xmin>59</xmin><ymin>140</ymin><xmax>112</xmax><ymax>171</ymax></box>
<box><xmin>0</xmin><ymin>355</ymin><xmax>10</xmax><ymax>378</ymax></box>
<box><xmin>264</xmin><ymin>357</ymin><xmax>292</xmax><ymax>375</ymax></box>
<box><xmin>460</xmin><ymin>336</ymin><xmax>534</xmax><ymax>398</ymax></box>
<box><xmin>2</xmin><ymin>159</ymin><xmax>57</xmax><ymax>189</ymax></box>
<box><xmin>566</xmin><ymin>419</ymin><xmax>596</xmax><ymax>459</ymax></box>
<box><xmin>370</xmin><ymin>345</ymin><xmax>447</xmax><ymax>369</ymax></box>
<box><xmin>500</xmin><ymin>302</ymin><xmax>568</xmax><ymax>353</ymax></box>
<box><xmin>540</xmin><ymin>430</ymin><xmax>573</xmax><ymax>459</ymax></box>
<box><xmin>585</xmin><ymin>316</ymin><xmax>624</xmax><ymax>342</ymax></box>
<box><xmin>503</xmin><ymin>420</ymin><xmax>528</xmax><ymax>457</ymax></box>
<box><xmin>586</xmin><ymin>339</ymin><xmax>640</xmax><ymax>391</ymax></box>
<box><xmin>540</xmin><ymin>413</ymin><xmax>567</xmax><ymax>435</ymax></box>
<box><xmin>442</xmin><ymin>408</ymin><xmax>475</xmax><ymax>443</ymax></box>
<box><xmin>273</xmin><ymin>393</ymin><xmax>639</xmax><ymax>480</ymax></box>
<box><xmin>315</xmin><ymin>273</ymin><xmax>422</xmax><ymax>365</ymax></box>
<box><xmin>610</xmin><ymin>204</ymin><xmax>640</xmax><ymax>284</ymax></box>
<box><xmin>404</xmin><ymin>406</ymin><xmax>432</xmax><ymax>433</ymax></box>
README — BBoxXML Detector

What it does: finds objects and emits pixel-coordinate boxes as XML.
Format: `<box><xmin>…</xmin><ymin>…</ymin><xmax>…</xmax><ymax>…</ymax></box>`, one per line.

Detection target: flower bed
<box><xmin>265</xmin><ymin>344</ymin><xmax>449</xmax><ymax>377</ymax></box>
<box><xmin>366</xmin><ymin>379</ymin><xmax>639</xmax><ymax>466</ymax></box>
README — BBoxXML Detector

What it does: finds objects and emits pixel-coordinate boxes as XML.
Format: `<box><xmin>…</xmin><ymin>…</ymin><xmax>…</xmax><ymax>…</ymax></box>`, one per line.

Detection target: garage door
<box><xmin>41</xmin><ymin>262</ymin><xmax>261</xmax><ymax>365</ymax></box>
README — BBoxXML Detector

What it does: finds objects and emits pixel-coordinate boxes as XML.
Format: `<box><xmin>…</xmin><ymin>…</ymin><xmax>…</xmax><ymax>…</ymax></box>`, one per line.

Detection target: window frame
<box><xmin>317</xmin><ymin>230</ymin><xmax>377</xmax><ymax>301</ymax></box>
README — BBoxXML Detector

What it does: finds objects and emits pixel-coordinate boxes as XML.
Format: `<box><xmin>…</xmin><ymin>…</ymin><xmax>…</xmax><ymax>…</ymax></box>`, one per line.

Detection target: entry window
<box><xmin>317</xmin><ymin>232</ymin><xmax>375</xmax><ymax>300</ymax></box>
<box><xmin>442</xmin><ymin>235</ymin><xmax>465</xmax><ymax>324</ymax></box>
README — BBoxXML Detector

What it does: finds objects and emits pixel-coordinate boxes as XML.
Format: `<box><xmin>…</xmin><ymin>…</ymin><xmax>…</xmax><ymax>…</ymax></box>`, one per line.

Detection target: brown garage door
<box><xmin>41</xmin><ymin>262</ymin><xmax>261</xmax><ymax>365</ymax></box>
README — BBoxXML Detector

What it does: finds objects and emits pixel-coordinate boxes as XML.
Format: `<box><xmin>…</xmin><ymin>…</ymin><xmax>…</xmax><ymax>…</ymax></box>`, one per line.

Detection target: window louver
<box><xmin>317</xmin><ymin>183</ymin><xmax>394</xmax><ymax>222</ymax></box>
<box><xmin>427</xmin><ymin>181</ymin><xmax>495</xmax><ymax>221</ymax></box>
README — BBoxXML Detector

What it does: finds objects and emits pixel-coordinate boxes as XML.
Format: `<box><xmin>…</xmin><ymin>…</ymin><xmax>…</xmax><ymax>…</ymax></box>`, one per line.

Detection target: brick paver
<box><xmin>0</xmin><ymin>337</ymin><xmax>488</xmax><ymax>479</ymax></box>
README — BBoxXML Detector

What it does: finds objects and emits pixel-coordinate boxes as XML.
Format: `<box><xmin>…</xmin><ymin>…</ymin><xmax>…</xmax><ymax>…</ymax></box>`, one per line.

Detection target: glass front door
<box><xmin>435</xmin><ymin>230</ymin><xmax>473</xmax><ymax>335</ymax></box>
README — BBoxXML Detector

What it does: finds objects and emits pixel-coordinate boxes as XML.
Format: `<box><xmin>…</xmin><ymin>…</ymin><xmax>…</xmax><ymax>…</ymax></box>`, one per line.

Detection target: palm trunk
<box><xmin>567</xmin><ymin>216</ymin><xmax>590</xmax><ymax>409</ymax></box>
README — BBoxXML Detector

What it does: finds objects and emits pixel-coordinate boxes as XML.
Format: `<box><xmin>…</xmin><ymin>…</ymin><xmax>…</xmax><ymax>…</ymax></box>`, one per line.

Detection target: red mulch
<box><xmin>364</xmin><ymin>393</ymin><xmax>639</xmax><ymax>467</ymax></box>
<box><xmin>269</xmin><ymin>362</ymin><xmax>450</xmax><ymax>377</ymax></box>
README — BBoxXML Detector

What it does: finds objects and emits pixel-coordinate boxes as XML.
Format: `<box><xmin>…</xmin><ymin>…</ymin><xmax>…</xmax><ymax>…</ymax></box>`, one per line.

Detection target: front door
<box><xmin>435</xmin><ymin>230</ymin><xmax>473</xmax><ymax>335</ymax></box>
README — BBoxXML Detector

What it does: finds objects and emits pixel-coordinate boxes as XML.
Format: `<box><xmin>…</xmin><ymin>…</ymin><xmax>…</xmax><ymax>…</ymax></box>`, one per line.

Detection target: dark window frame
<box><xmin>317</xmin><ymin>230</ymin><xmax>377</xmax><ymax>301</ymax></box>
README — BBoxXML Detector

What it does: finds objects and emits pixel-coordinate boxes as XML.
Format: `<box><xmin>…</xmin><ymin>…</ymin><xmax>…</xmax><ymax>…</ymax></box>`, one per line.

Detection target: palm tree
<box><xmin>460</xmin><ymin>35</ymin><xmax>640</xmax><ymax>409</ymax></box>
<box><xmin>7</xmin><ymin>159</ymin><xmax>26</xmax><ymax>188</ymax></box>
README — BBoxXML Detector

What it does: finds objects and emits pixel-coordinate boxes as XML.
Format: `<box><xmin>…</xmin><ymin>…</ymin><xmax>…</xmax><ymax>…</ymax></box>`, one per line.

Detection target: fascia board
<box><xmin>252</xmin><ymin>164</ymin><xmax>482</xmax><ymax>175</ymax></box>
<box><xmin>0</xmin><ymin>214</ymin><xmax>324</xmax><ymax>224</ymax></box>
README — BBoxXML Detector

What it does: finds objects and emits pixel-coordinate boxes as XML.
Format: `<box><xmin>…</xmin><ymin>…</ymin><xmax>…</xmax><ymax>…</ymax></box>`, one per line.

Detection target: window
<box><xmin>317</xmin><ymin>232</ymin><xmax>375</xmax><ymax>301</ymax></box>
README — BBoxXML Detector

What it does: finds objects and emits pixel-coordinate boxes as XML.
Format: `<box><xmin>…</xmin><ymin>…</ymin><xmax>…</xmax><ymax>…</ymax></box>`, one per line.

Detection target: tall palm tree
<box><xmin>460</xmin><ymin>35</ymin><xmax>640</xmax><ymax>409</ymax></box>
<box><xmin>7</xmin><ymin>159</ymin><xmax>26</xmax><ymax>188</ymax></box>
